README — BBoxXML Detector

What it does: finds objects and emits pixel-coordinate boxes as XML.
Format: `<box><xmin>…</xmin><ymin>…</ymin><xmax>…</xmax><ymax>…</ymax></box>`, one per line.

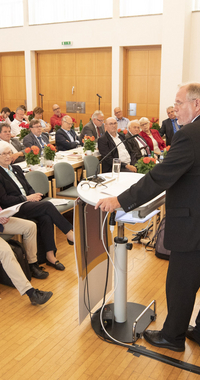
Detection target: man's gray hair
<box><xmin>92</xmin><ymin>110</ymin><xmax>104</xmax><ymax>120</ymax></box>
<box><xmin>184</xmin><ymin>83</ymin><xmax>200</xmax><ymax>101</ymax></box>
<box><xmin>166</xmin><ymin>106</ymin><xmax>174</xmax><ymax>112</ymax></box>
<box><xmin>16</xmin><ymin>107</ymin><xmax>25</xmax><ymax>113</ymax></box>
<box><xmin>127</xmin><ymin>119</ymin><xmax>140</xmax><ymax>130</ymax></box>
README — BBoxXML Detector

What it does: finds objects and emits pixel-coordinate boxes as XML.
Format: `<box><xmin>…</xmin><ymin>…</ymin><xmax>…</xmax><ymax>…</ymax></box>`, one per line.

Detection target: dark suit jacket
<box><xmin>23</xmin><ymin>132</ymin><xmax>49</xmax><ymax>153</ymax></box>
<box><xmin>118</xmin><ymin>115</ymin><xmax>200</xmax><ymax>252</ymax></box>
<box><xmin>0</xmin><ymin>165</ymin><xmax>34</xmax><ymax>209</ymax></box>
<box><xmin>55</xmin><ymin>128</ymin><xmax>79</xmax><ymax>151</ymax></box>
<box><xmin>10</xmin><ymin>138</ymin><xmax>25</xmax><ymax>163</ymax></box>
<box><xmin>125</xmin><ymin>132</ymin><xmax>149</xmax><ymax>164</ymax></box>
<box><xmin>98</xmin><ymin>131</ymin><xmax>135</xmax><ymax>173</ymax></box>
<box><xmin>80</xmin><ymin>120</ymin><xmax>105</xmax><ymax>141</ymax></box>
<box><xmin>159</xmin><ymin>118</ymin><xmax>175</xmax><ymax>146</ymax></box>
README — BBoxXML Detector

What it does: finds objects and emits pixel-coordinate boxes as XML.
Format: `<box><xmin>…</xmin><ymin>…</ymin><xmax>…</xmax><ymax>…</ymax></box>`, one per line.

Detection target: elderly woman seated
<box><xmin>0</xmin><ymin>141</ymin><xmax>74</xmax><ymax>272</ymax></box>
<box><xmin>139</xmin><ymin>117</ymin><xmax>166</xmax><ymax>155</ymax></box>
<box><xmin>33</xmin><ymin>106</ymin><xmax>51</xmax><ymax>133</ymax></box>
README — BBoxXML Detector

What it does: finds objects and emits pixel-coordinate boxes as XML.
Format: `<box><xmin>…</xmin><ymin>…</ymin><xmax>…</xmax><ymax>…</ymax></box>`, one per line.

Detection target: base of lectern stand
<box><xmin>91</xmin><ymin>302</ymin><xmax>155</xmax><ymax>343</ymax></box>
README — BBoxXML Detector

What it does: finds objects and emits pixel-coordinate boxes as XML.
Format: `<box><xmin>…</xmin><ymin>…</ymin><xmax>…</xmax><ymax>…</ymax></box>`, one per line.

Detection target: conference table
<box><xmin>15</xmin><ymin>146</ymin><xmax>100</xmax><ymax>177</ymax></box>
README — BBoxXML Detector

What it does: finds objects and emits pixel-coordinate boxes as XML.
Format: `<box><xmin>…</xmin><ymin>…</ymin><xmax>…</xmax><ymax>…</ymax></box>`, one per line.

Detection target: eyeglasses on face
<box><xmin>140</xmin><ymin>122</ymin><xmax>149</xmax><ymax>127</ymax></box>
<box><xmin>0</xmin><ymin>151</ymin><xmax>13</xmax><ymax>157</ymax></box>
<box><xmin>174</xmin><ymin>99</ymin><xmax>196</xmax><ymax>107</ymax></box>
<box><xmin>96</xmin><ymin>119</ymin><xmax>104</xmax><ymax>123</ymax></box>
<box><xmin>63</xmin><ymin>121</ymin><xmax>73</xmax><ymax>125</ymax></box>
<box><xmin>53</xmin><ymin>107</ymin><xmax>60</xmax><ymax>111</ymax></box>
<box><xmin>108</xmin><ymin>122</ymin><xmax>118</xmax><ymax>126</ymax></box>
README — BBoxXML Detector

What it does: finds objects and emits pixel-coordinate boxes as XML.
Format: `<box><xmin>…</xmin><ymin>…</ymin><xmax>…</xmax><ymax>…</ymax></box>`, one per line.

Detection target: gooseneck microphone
<box><xmin>39</xmin><ymin>93</ymin><xmax>44</xmax><ymax>96</ymax></box>
<box><xmin>96</xmin><ymin>94</ymin><xmax>102</xmax><ymax>98</ymax></box>
<box><xmin>87</xmin><ymin>133</ymin><xmax>139</xmax><ymax>182</ymax></box>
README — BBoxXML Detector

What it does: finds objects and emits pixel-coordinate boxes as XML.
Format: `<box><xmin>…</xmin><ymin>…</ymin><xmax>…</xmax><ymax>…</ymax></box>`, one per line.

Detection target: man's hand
<box><xmin>125</xmin><ymin>164</ymin><xmax>137</xmax><ymax>173</ymax></box>
<box><xmin>26</xmin><ymin>193</ymin><xmax>43</xmax><ymax>202</ymax></box>
<box><xmin>95</xmin><ymin>197</ymin><xmax>120</xmax><ymax>212</ymax></box>
<box><xmin>11</xmin><ymin>152</ymin><xmax>24</xmax><ymax>163</ymax></box>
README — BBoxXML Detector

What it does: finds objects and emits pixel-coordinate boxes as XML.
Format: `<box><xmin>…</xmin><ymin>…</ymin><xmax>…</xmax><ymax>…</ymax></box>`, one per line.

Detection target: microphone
<box><xmin>96</xmin><ymin>94</ymin><xmax>102</xmax><ymax>98</ymax></box>
<box><xmin>39</xmin><ymin>93</ymin><xmax>44</xmax><ymax>96</ymax></box>
<box><xmin>88</xmin><ymin>134</ymin><xmax>139</xmax><ymax>182</ymax></box>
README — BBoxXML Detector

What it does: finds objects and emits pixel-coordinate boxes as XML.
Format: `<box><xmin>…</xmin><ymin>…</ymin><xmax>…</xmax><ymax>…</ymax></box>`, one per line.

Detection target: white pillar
<box><xmin>159</xmin><ymin>0</ymin><xmax>193</xmax><ymax>122</ymax></box>
<box><xmin>24</xmin><ymin>50</ymin><xmax>37</xmax><ymax>111</ymax></box>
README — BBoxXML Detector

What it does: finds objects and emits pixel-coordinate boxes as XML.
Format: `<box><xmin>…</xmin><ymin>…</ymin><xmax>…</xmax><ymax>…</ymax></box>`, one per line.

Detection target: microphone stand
<box><xmin>96</xmin><ymin>94</ymin><xmax>102</xmax><ymax>110</ymax></box>
<box><xmin>87</xmin><ymin>133</ymin><xmax>139</xmax><ymax>183</ymax></box>
<box><xmin>39</xmin><ymin>93</ymin><xmax>44</xmax><ymax>110</ymax></box>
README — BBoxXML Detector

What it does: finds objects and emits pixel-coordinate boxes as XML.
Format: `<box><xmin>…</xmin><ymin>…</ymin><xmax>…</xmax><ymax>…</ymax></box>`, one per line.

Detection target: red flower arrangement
<box><xmin>118</xmin><ymin>128</ymin><xmax>128</xmax><ymax>135</ymax></box>
<box><xmin>82</xmin><ymin>135</ymin><xmax>96</xmax><ymax>152</ymax></box>
<box><xmin>149</xmin><ymin>117</ymin><xmax>160</xmax><ymax>131</ymax></box>
<box><xmin>27</xmin><ymin>111</ymin><xmax>34</xmax><ymax>122</ymax></box>
<box><xmin>136</xmin><ymin>156</ymin><xmax>156</xmax><ymax>174</ymax></box>
<box><xmin>25</xmin><ymin>145</ymin><xmax>40</xmax><ymax>165</ymax></box>
<box><xmin>18</xmin><ymin>122</ymin><xmax>30</xmax><ymax>140</ymax></box>
<box><xmin>54</xmin><ymin>122</ymin><xmax>62</xmax><ymax>132</ymax></box>
<box><xmin>44</xmin><ymin>144</ymin><xmax>57</xmax><ymax>160</ymax></box>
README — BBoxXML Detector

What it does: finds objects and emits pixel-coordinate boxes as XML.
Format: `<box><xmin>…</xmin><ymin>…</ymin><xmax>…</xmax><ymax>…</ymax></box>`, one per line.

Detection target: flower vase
<box><xmin>45</xmin><ymin>159</ymin><xmax>54</xmax><ymax>169</ymax></box>
<box><xmin>85</xmin><ymin>150</ymin><xmax>92</xmax><ymax>156</ymax></box>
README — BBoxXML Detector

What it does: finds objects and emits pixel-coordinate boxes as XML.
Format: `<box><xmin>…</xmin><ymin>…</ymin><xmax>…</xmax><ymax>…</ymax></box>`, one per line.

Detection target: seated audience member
<box><xmin>139</xmin><ymin>117</ymin><xmax>166</xmax><ymax>154</ymax></box>
<box><xmin>0</xmin><ymin>107</ymin><xmax>11</xmax><ymax>126</ymax></box>
<box><xmin>23</xmin><ymin>119</ymin><xmax>49</xmax><ymax>153</ymax></box>
<box><xmin>0</xmin><ymin>123</ymin><xmax>25</xmax><ymax>163</ymax></box>
<box><xmin>19</xmin><ymin>105</ymin><xmax>29</xmax><ymax>122</ymax></box>
<box><xmin>33</xmin><ymin>107</ymin><xmax>51</xmax><ymax>133</ymax></box>
<box><xmin>80</xmin><ymin>110</ymin><xmax>105</xmax><ymax>141</ymax></box>
<box><xmin>125</xmin><ymin>120</ymin><xmax>151</xmax><ymax>165</ymax></box>
<box><xmin>159</xmin><ymin>106</ymin><xmax>181</xmax><ymax>146</ymax></box>
<box><xmin>10</xmin><ymin>107</ymin><xmax>27</xmax><ymax>137</ymax></box>
<box><xmin>0</xmin><ymin>215</ymin><xmax>53</xmax><ymax>305</ymax></box>
<box><xmin>0</xmin><ymin>141</ymin><xmax>74</xmax><ymax>271</ymax></box>
<box><xmin>0</xmin><ymin>213</ymin><xmax>48</xmax><ymax>279</ymax></box>
<box><xmin>50</xmin><ymin>104</ymin><xmax>67</xmax><ymax>130</ymax></box>
<box><xmin>56</xmin><ymin>115</ymin><xmax>81</xmax><ymax>151</ymax></box>
<box><xmin>98</xmin><ymin>117</ymin><xmax>137</xmax><ymax>173</ymax></box>
<box><xmin>114</xmin><ymin>107</ymin><xmax>129</xmax><ymax>130</ymax></box>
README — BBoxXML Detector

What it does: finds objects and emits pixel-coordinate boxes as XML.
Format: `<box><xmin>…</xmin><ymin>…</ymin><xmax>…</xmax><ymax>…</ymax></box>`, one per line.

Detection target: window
<box><xmin>28</xmin><ymin>0</ymin><xmax>113</xmax><ymax>25</ymax></box>
<box><xmin>0</xmin><ymin>0</ymin><xmax>23</xmax><ymax>28</ymax></box>
<box><xmin>120</xmin><ymin>0</ymin><xmax>163</xmax><ymax>17</ymax></box>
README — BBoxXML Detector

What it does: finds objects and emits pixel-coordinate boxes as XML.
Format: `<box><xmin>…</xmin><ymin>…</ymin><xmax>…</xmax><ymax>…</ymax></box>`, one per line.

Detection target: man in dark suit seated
<box><xmin>80</xmin><ymin>110</ymin><xmax>105</xmax><ymax>141</ymax></box>
<box><xmin>98</xmin><ymin>117</ymin><xmax>137</xmax><ymax>173</ymax></box>
<box><xmin>0</xmin><ymin>123</ymin><xmax>25</xmax><ymax>163</ymax></box>
<box><xmin>23</xmin><ymin>119</ymin><xmax>49</xmax><ymax>153</ymax></box>
<box><xmin>125</xmin><ymin>120</ymin><xmax>151</xmax><ymax>164</ymax></box>
<box><xmin>159</xmin><ymin>106</ymin><xmax>181</xmax><ymax>145</ymax></box>
<box><xmin>96</xmin><ymin>82</ymin><xmax>200</xmax><ymax>352</ymax></box>
<box><xmin>56</xmin><ymin>115</ymin><xmax>81</xmax><ymax>151</ymax></box>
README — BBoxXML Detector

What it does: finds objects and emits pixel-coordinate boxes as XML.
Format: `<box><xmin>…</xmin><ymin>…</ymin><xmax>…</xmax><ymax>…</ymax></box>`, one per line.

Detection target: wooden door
<box><xmin>0</xmin><ymin>52</ymin><xmax>26</xmax><ymax>112</ymax></box>
<box><xmin>123</xmin><ymin>46</ymin><xmax>161</xmax><ymax>122</ymax></box>
<box><xmin>36</xmin><ymin>48</ymin><xmax>112</xmax><ymax>127</ymax></box>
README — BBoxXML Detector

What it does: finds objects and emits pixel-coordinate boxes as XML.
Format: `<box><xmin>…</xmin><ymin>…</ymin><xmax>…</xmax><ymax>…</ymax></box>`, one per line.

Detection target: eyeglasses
<box><xmin>53</xmin><ymin>107</ymin><xmax>60</xmax><ymax>111</ymax></box>
<box><xmin>140</xmin><ymin>122</ymin><xmax>149</xmax><ymax>127</ymax></box>
<box><xmin>81</xmin><ymin>181</ymin><xmax>108</xmax><ymax>189</ymax></box>
<box><xmin>107</xmin><ymin>122</ymin><xmax>118</xmax><ymax>126</ymax></box>
<box><xmin>96</xmin><ymin>119</ymin><xmax>104</xmax><ymax>123</ymax></box>
<box><xmin>0</xmin><ymin>151</ymin><xmax>13</xmax><ymax>157</ymax></box>
<box><xmin>32</xmin><ymin>125</ymin><xmax>42</xmax><ymax>128</ymax></box>
<box><xmin>174</xmin><ymin>99</ymin><xmax>196</xmax><ymax>107</ymax></box>
<box><xmin>63</xmin><ymin>121</ymin><xmax>73</xmax><ymax>125</ymax></box>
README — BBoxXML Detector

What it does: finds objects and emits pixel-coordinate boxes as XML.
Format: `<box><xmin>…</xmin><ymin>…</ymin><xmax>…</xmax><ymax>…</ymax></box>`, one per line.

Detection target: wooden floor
<box><xmin>1</xmin><ymin>222</ymin><xmax>200</xmax><ymax>380</ymax></box>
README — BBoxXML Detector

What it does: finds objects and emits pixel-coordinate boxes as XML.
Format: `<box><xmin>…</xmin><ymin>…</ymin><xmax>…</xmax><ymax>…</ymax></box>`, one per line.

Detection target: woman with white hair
<box><xmin>0</xmin><ymin>141</ymin><xmax>74</xmax><ymax>271</ymax></box>
<box><xmin>139</xmin><ymin>117</ymin><xmax>166</xmax><ymax>154</ymax></box>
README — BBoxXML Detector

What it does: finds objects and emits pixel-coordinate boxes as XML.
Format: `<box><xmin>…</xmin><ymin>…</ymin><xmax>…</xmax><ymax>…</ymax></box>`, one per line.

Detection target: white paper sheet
<box><xmin>0</xmin><ymin>202</ymin><xmax>26</xmax><ymax>218</ymax></box>
<box><xmin>47</xmin><ymin>198</ymin><xmax>70</xmax><ymax>206</ymax></box>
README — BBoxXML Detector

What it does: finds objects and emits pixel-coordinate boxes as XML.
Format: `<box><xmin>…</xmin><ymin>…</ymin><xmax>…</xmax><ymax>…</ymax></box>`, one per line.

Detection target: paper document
<box><xmin>115</xmin><ymin>209</ymin><xmax>160</xmax><ymax>224</ymax></box>
<box><xmin>0</xmin><ymin>202</ymin><xmax>26</xmax><ymax>218</ymax></box>
<box><xmin>48</xmin><ymin>198</ymin><xmax>70</xmax><ymax>206</ymax></box>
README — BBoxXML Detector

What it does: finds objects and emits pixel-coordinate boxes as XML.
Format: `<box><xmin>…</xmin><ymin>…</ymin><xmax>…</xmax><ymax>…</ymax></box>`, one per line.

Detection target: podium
<box><xmin>76</xmin><ymin>172</ymin><xmax>165</xmax><ymax>343</ymax></box>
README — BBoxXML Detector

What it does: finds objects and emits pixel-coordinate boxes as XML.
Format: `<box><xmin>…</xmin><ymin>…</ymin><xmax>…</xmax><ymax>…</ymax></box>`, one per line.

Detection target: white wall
<box><xmin>0</xmin><ymin>0</ymin><xmax>200</xmax><ymax>123</ymax></box>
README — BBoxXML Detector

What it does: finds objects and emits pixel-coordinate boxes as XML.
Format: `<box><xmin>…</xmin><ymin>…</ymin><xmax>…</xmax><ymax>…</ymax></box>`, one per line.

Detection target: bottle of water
<box><xmin>159</xmin><ymin>150</ymin><xmax>164</xmax><ymax>163</ymax></box>
<box><xmin>40</xmin><ymin>148</ymin><xmax>45</xmax><ymax>167</ymax></box>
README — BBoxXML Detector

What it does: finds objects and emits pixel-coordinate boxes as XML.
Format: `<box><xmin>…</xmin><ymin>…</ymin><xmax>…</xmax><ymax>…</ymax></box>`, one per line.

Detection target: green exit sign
<box><xmin>62</xmin><ymin>41</ymin><xmax>73</xmax><ymax>46</ymax></box>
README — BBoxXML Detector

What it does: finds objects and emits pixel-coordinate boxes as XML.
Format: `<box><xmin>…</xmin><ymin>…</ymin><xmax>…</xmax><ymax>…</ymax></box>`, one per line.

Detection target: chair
<box><xmin>52</xmin><ymin>162</ymin><xmax>78</xmax><ymax>199</ymax></box>
<box><xmin>25</xmin><ymin>170</ymin><xmax>74</xmax><ymax>214</ymax></box>
<box><xmin>83</xmin><ymin>155</ymin><xmax>100</xmax><ymax>179</ymax></box>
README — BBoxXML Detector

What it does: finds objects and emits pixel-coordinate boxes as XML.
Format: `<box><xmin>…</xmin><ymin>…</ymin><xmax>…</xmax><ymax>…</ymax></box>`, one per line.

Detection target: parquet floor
<box><xmin>0</xmin><ymin>221</ymin><xmax>200</xmax><ymax>380</ymax></box>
